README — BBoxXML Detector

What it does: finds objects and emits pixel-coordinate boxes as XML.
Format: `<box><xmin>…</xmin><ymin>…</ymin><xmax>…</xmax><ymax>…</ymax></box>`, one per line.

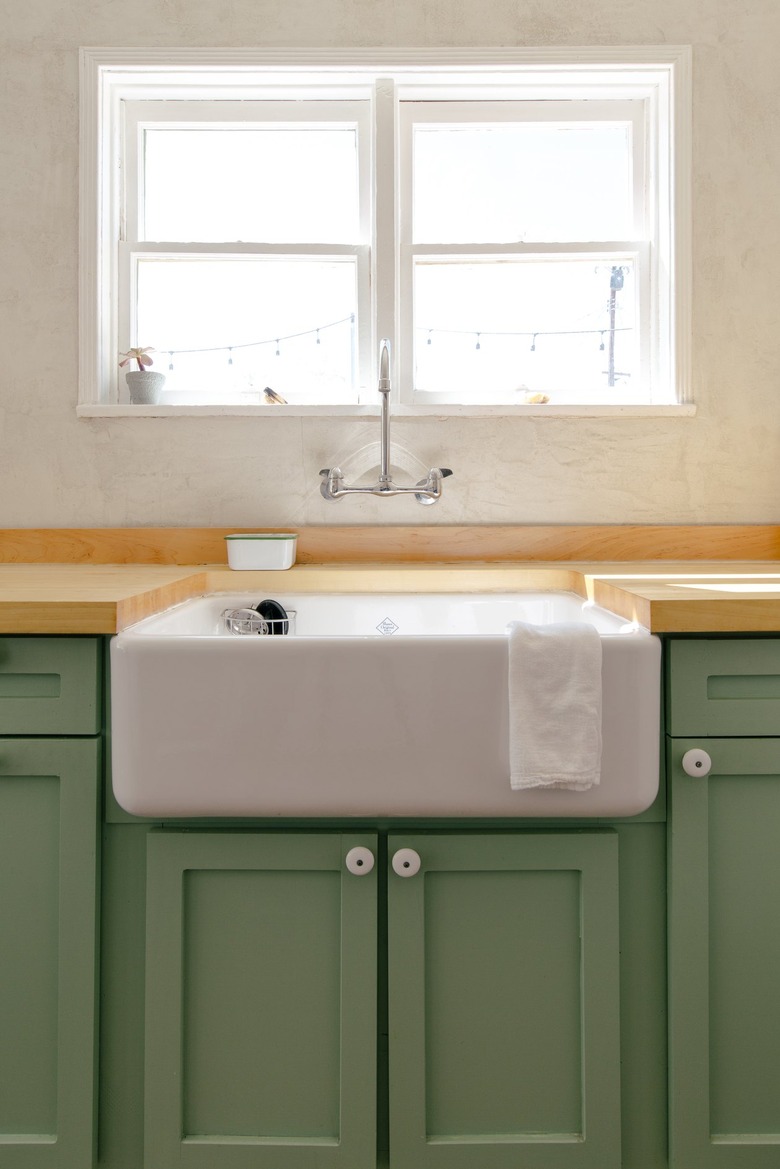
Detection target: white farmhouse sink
<box><xmin>110</xmin><ymin>592</ymin><xmax>661</xmax><ymax>819</ymax></box>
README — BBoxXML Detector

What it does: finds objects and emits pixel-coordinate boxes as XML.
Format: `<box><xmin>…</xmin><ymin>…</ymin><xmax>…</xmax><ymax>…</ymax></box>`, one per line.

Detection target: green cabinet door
<box><xmin>144</xmin><ymin>831</ymin><xmax>378</xmax><ymax>1169</ymax></box>
<box><xmin>669</xmin><ymin>738</ymin><xmax>780</xmax><ymax>1167</ymax></box>
<box><xmin>387</xmin><ymin>832</ymin><xmax>622</xmax><ymax>1169</ymax></box>
<box><xmin>0</xmin><ymin>738</ymin><xmax>100</xmax><ymax>1168</ymax></box>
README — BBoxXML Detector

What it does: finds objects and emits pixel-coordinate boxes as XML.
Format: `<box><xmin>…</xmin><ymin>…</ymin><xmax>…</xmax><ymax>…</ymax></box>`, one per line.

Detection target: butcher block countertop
<box><xmin>1</xmin><ymin>526</ymin><xmax>780</xmax><ymax>634</ymax></box>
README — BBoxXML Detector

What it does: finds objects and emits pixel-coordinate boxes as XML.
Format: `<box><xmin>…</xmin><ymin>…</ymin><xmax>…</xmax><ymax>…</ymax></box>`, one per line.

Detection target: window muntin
<box><xmin>81</xmin><ymin>52</ymin><xmax>688</xmax><ymax>412</ymax></box>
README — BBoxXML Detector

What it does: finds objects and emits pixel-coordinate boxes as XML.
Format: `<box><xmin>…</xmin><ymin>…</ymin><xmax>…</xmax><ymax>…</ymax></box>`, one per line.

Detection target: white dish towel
<box><xmin>508</xmin><ymin>621</ymin><xmax>603</xmax><ymax>791</ymax></box>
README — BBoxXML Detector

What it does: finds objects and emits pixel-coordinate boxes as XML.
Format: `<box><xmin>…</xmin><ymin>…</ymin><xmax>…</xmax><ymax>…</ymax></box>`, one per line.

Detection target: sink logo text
<box><xmin>376</xmin><ymin>618</ymin><xmax>399</xmax><ymax>635</ymax></box>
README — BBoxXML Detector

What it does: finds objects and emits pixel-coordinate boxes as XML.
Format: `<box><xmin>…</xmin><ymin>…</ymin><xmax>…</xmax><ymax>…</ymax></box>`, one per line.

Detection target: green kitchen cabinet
<box><xmin>667</xmin><ymin>639</ymin><xmax>780</xmax><ymax>1168</ymax></box>
<box><xmin>0</xmin><ymin>636</ymin><xmax>102</xmax><ymax>1168</ymax></box>
<box><xmin>386</xmin><ymin>831</ymin><xmax>622</xmax><ymax>1169</ymax></box>
<box><xmin>143</xmin><ymin>831</ymin><xmax>379</xmax><ymax>1169</ymax></box>
<box><xmin>143</xmin><ymin>828</ymin><xmax>622</xmax><ymax>1169</ymax></box>
<box><xmin>0</xmin><ymin>737</ymin><xmax>101</xmax><ymax>1168</ymax></box>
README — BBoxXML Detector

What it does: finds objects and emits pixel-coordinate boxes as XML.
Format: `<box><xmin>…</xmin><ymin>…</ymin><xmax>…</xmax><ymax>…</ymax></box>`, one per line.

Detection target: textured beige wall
<box><xmin>1</xmin><ymin>0</ymin><xmax>778</xmax><ymax>527</ymax></box>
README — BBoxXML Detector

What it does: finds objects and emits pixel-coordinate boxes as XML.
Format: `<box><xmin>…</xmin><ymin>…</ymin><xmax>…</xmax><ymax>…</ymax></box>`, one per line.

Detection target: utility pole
<box><xmin>607</xmin><ymin>265</ymin><xmax>625</xmax><ymax>388</ymax></box>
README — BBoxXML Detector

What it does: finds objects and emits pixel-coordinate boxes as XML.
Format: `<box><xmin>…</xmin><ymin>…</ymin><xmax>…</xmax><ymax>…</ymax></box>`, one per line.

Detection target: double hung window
<box><xmin>80</xmin><ymin>49</ymin><xmax>690</xmax><ymax>412</ymax></box>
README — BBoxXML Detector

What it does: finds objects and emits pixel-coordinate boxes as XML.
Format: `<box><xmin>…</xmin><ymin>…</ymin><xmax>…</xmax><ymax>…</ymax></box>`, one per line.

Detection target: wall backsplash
<box><xmin>2</xmin><ymin>0</ymin><xmax>778</xmax><ymax>527</ymax></box>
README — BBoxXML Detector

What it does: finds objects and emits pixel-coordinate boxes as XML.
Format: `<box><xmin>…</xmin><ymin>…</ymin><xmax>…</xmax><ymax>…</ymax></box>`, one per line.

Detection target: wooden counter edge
<box><xmin>643</xmin><ymin>599</ymin><xmax>780</xmax><ymax>633</ymax></box>
<box><xmin>2</xmin><ymin>526</ymin><xmax>780</xmax><ymax>565</ymax></box>
<box><xmin>0</xmin><ymin>602</ymin><xmax>121</xmax><ymax>635</ymax></box>
<box><xmin>114</xmin><ymin>573</ymin><xmax>210</xmax><ymax>631</ymax></box>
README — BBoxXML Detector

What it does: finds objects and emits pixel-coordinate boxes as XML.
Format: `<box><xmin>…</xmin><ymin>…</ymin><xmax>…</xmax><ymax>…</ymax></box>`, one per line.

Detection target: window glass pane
<box><xmin>414</xmin><ymin>259</ymin><xmax>637</xmax><ymax>403</ymax></box>
<box><xmin>135</xmin><ymin>258</ymin><xmax>357</xmax><ymax>404</ymax></box>
<box><xmin>143</xmin><ymin>129</ymin><xmax>360</xmax><ymax>243</ymax></box>
<box><xmin>413</xmin><ymin>124</ymin><xmax>632</xmax><ymax>243</ymax></box>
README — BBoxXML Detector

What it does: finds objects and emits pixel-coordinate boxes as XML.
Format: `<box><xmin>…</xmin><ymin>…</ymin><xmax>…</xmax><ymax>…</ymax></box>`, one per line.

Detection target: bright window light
<box><xmin>136</xmin><ymin>258</ymin><xmax>358</xmax><ymax>404</ymax></box>
<box><xmin>412</xmin><ymin>123</ymin><xmax>633</xmax><ymax>244</ymax></box>
<box><xmin>143</xmin><ymin>127</ymin><xmax>360</xmax><ymax>243</ymax></box>
<box><xmin>413</xmin><ymin>259</ymin><xmax>637</xmax><ymax>404</ymax></box>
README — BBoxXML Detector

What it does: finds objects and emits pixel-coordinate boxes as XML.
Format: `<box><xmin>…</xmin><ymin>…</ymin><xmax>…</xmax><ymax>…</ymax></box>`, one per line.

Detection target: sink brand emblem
<box><xmin>376</xmin><ymin>617</ymin><xmax>399</xmax><ymax>635</ymax></box>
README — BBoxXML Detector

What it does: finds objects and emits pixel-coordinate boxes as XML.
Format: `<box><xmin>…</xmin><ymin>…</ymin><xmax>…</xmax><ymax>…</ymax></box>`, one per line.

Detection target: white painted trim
<box><xmin>399</xmin><ymin>98</ymin><xmax>646</xmax><ymax>120</ymax></box>
<box><xmin>124</xmin><ymin>242</ymin><xmax>367</xmax><ymax>257</ymax></box>
<box><xmin>78</xmin><ymin>48</ymin><xmax>101</xmax><ymax>406</ymax></box>
<box><xmin>80</xmin><ymin>46</ymin><xmax>691</xmax><ymax>69</ymax></box>
<box><xmin>373</xmin><ymin>78</ymin><xmax>398</xmax><ymax>399</ymax></box>
<box><xmin>671</xmin><ymin>45</ymin><xmax>693</xmax><ymax>405</ymax></box>
<box><xmin>78</xmin><ymin>402</ymin><xmax>697</xmax><ymax>419</ymax></box>
<box><xmin>406</xmin><ymin>242</ymin><xmax>643</xmax><ymax>257</ymax></box>
<box><xmin>397</xmin><ymin>88</ymin><xmax>414</xmax><ymax>404</ymax></box>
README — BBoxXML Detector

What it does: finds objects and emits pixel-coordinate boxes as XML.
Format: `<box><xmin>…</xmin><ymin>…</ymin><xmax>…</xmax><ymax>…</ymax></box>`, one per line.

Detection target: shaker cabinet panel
<box><xmin>666</xmin><ymin>638</ymin><xmax>780</xmax><ymax>738</ymax></box>
<box><xmin>0</xmin><ymin>637</ymin><xmax>101</xmax><ymax>735</ymax></box>
<box><xmin>144</xmin><ymin>831</ymin><xmax>378</xmax><ymax>1169</ymax></box>
<box><xmin>387</xmin><ymin>832</ymin><xmax>622</xmax><ymax>1169</ymax></box>
<box><xmin>669</xmin><ymin>738</ymin><xmax>780</xmax><ymax>1168</ymax></box>
<box><xmin>0</xmin><ymin>738</ymin><xmax>100</xmax><ymax>1168</ymax></box>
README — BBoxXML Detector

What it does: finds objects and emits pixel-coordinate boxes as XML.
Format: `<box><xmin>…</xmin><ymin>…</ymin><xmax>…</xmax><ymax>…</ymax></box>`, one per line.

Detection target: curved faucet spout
<box><xmin>378</xmin><ymin>338</ymin><xmax>391</xmax><ymax>391</ymax></box>
<box><xmin>378</xmin><ymin>338</ymin><xmax>392</xmax><ymax>483</ymax></box>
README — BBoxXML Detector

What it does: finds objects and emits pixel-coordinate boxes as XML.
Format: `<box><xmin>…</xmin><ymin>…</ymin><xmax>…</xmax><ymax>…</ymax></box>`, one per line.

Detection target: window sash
<box><xmin>398</xmin><ymin>99</ymin><xmax>647</xmax><ymax>240</ymax></box>
<box><xmin>120</xmin><ymin>99</ymin><xmax>373</xmax><ymax>404</ymax></box>
<box><xmin>404</xmin><ymin>244</ymin><xmax>649</xmax><ymax>405</ymax></box>
<box><xmin>123</xmin><ymin>100</ymin><xmax>372</xmax><ymax>244</ymax></box>
<box><xmin>118</xmin><ymin>245</ymin><xmax>370</xmax><ymax>405</ymax></box>
<box><xmin>396</xmin><ymin>98</ymin><xmax>656</xmax><ymax>404</ymax></box>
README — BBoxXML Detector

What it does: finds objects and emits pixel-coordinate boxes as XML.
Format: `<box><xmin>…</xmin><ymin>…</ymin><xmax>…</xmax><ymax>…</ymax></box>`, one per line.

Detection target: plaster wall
<box><xmin>1</xmin><ymin>0</ymin><xmax>778</xmax><ymax>527</ymax></box>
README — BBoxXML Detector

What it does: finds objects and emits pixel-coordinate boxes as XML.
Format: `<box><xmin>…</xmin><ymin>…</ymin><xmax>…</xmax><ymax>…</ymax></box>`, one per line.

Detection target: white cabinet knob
<box><xmin>392</xmin><ymin>848</ymin><xmax>421</xmax><ymax>877</ymax></box>
<box><xmin>345</xmin><ymin>846</ymin><xmax>375</xmax><ymax>875</ymax></box>
<box><xmin>682</xmin><ymin>748</ymin><xmax>712</xmax><ymax>777</ymax></box>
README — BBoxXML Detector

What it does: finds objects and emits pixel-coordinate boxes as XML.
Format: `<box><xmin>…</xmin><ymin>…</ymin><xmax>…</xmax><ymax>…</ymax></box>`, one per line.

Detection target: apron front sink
<box><xmin>110</xmin><ymin>592</ymin><xmax>661</xmax><ymax>818</ymax></box>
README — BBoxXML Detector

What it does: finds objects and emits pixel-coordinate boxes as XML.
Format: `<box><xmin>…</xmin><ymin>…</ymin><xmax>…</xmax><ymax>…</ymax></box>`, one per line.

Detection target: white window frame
<box><xmin>79</xmin><ymin>47</ymin><xmax>692</xmax><ymax>417</ymax></box>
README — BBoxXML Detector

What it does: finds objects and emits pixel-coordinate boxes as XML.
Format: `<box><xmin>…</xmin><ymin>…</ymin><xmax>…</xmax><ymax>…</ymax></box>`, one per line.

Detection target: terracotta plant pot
<box><xmin>125</xmin><ymin>370</ymin><xmax>166</xmax><ymax>404</ymax></box>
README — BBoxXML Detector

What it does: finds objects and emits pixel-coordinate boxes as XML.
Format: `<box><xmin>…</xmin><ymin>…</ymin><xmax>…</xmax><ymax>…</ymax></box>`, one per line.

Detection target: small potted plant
<box><xmin>119</xmin><ymin>347</ymin><xmax>166</xmax><ymax>404</ymax></box>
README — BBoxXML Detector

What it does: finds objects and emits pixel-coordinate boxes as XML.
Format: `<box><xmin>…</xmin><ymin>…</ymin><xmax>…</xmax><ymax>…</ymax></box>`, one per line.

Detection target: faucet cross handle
<box><xmin>415</xmin><ymin>467</ymin><xmax>454</xmax><ymax>505</ymax></box>
<box><xmin>319</xmin><ymin>466</ymin><xmax>345</xmax><ymax>501</ymax></box>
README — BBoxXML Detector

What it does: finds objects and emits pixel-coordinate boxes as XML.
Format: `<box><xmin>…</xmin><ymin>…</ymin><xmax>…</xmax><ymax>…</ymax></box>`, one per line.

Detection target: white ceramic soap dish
<box><xmin>225</xmin><ymin>533</ymin><xmax>298</xmax><ymax>570</ymax></box>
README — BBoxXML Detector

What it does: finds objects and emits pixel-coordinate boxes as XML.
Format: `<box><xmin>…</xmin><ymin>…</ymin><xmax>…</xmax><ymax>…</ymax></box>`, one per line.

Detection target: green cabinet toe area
<box><xmin>16</xmin><ymin>629</ymin><xmax>780</xmax><ymax>1168</ymax></box>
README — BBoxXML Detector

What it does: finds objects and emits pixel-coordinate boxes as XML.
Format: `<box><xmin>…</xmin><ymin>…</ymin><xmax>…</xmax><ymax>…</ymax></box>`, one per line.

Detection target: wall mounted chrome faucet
<box><xmin>319</xmin><ymin>339</ymin><xmax>453</xmax><ymax>505</ymax></box>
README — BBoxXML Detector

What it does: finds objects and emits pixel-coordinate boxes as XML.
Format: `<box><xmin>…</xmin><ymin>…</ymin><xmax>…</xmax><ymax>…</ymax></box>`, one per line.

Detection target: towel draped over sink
<box><xmin>508</xmin><ymin>621</ymin><xmax>603</xmax><ymax>792</ymax></box>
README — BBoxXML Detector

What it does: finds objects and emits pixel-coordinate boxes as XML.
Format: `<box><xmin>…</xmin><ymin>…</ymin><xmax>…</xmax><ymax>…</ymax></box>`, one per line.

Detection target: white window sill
<box><xmin>77</xmin><ymin>402</ymin><xmax>696</xmax><ymax>419</ymax></box>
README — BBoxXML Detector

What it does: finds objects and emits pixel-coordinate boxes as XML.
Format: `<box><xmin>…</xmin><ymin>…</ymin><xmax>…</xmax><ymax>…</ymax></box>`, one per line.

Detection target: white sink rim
<box><xmin>121</xmin><ymin>590</ymin><xmax>644</xmax><ymax>638</ymax></box>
